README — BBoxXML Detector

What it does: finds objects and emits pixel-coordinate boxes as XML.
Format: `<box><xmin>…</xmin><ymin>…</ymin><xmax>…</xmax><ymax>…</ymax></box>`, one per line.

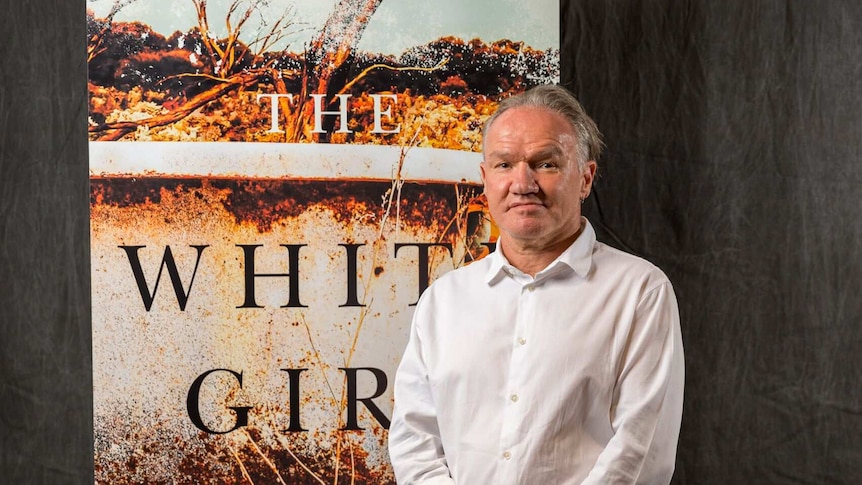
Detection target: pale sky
<box><xmin>86</xmin><ymin>0</ymin><xmax>559</xmax><ymax>54</ymax></box>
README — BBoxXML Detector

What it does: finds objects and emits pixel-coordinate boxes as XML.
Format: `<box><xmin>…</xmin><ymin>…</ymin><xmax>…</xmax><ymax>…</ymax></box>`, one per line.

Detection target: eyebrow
<box><xmin>529</xmin><ymin>146</ymin><xmax>565</xmax><ymax>161</ymax></box>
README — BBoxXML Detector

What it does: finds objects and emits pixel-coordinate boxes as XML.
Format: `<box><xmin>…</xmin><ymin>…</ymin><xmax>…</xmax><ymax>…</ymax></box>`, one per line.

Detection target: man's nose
<box><xmin>511</xmin><ymin>163</ymin><xmax>539</xmax><ymax>194</ymax></box>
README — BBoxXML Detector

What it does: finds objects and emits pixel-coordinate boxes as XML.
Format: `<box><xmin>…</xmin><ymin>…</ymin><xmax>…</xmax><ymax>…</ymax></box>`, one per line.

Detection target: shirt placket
<box><xmin>497</xmin><ymin>273</ymin><xmax>537</xmax><ymax>484</ymax></box>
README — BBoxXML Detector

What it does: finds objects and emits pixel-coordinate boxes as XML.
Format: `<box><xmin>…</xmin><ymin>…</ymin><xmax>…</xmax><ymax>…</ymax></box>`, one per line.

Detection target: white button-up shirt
<box><xmin>388</xmin><ymin>219</ymin><xmax>684</xmax><ymax>484</ymax></box>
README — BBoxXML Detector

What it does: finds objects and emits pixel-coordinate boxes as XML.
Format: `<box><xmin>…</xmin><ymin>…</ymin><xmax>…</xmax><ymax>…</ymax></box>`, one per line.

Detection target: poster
<box><xmin>87</xmin><ymin>0</ymin><xmax>559</xmax><ymax>482</ymax></box>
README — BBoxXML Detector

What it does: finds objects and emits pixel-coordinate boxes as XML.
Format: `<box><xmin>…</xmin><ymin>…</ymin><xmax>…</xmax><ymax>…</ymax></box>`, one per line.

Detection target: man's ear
<box><xmin>581</xmin><ymin>160</ymin><xmax>598</xmax><ymax>199</ymax></box>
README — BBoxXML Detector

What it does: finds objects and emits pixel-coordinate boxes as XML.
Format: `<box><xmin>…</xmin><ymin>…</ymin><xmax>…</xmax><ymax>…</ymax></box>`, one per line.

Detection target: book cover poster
<box><xmin>87</xmin><ymin>0</ymin><xmax>559</xmax><ymax>482</ymax></box>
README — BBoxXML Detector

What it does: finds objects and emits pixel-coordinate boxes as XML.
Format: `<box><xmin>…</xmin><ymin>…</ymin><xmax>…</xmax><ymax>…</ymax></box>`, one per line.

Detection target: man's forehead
<box><xmin>486</xmin><ymin>107</ymin><xmax>576</xmax><ymax>141</ymax></box>
<box><xmin>484</xmin><ymin>143</ymin><xmax>566</xmax><ymax>160</ymax></box>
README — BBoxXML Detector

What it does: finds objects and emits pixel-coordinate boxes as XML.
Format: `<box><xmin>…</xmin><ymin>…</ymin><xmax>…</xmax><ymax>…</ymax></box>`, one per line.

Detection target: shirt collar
<box><xmin>484</xmin><ymin>218</ymin><xmax>596</xmax><ymax>285</ymax></box>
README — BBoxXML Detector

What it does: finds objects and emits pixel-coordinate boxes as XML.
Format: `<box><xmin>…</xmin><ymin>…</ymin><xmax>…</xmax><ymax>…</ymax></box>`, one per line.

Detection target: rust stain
<box><xmin>96</xmin><ymin>422</ymin><xmax>394</xmax><ymax>484</ymax></box>
<box><xmin>91</xmin><ymin>174</ymin><xmax>493</xmax><ymax>484</ymax></box>
<box><xmin>91</xmin><ymin>177</ymin><xmax>485</xmax><ymax>236</ymax></box>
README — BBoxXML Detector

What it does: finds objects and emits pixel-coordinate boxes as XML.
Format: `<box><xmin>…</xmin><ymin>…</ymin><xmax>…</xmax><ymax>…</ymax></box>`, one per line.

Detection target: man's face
<box><xmin>481</xmin><ymin>107</ymin><xmax>596</xmax><ymax>250</ymax></box>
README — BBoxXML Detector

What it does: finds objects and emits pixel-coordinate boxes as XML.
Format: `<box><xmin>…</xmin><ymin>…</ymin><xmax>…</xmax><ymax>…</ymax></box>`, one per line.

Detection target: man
<box><xmin>388</xmin><ymin>85</ymin><xmax>684</xmax><ymax>484</ymax></box>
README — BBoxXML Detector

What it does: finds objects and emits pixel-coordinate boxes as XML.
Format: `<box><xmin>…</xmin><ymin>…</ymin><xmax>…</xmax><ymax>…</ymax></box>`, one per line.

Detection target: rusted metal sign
<box><xmin>88</xmin><ymin>1</ymin><xmax>558</xmax><ymax>482</ymax></box>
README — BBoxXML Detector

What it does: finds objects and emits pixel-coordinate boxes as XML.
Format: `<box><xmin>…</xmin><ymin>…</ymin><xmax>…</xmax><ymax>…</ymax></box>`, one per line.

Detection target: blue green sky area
<box><xmin>87</xmin><ymin>0</ymin><xmax>559</xmax><ymax>54</ymax></box>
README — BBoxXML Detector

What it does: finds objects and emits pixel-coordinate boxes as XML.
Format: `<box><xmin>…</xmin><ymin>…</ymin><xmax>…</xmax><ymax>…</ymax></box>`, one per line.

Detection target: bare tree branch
<box><xmin>336</xmin><ymin>59</ymin><xmax>449</xmax><ymax>96</ymax></box>
<box><xmin>89</xmin><ymin>72</ymin><xmax>259</xmax><ymax>140</ymax></box>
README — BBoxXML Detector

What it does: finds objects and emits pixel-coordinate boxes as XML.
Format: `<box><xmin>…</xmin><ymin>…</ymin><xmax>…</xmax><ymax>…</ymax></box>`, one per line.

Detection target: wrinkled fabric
<box><xmin>564</xmin><ymin>2</ymin><xmax>862</xmax><ymax>483</ymax></box>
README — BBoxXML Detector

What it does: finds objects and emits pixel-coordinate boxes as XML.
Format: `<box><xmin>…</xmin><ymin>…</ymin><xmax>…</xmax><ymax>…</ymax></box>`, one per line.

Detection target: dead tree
<box><xmin>288</xmin><ymin>0</ymin><xmax>383</xmax><ymax>142</ymax></box>
<box><xmin>193</xmin><ymin>0</ymin><xmax>261</xmax><ymax>78</ymax></box>
<box><xmin>89</xmin><ymin>0</ymin><xmax>297</xmax><ymax>140</ymax></box>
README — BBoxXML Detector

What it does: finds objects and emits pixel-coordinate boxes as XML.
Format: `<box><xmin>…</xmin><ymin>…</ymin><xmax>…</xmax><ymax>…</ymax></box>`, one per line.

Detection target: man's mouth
<box><xmin>509</xmin><ymin>200</ymin><xmax>544</xmax><ymax>209</ymax></box>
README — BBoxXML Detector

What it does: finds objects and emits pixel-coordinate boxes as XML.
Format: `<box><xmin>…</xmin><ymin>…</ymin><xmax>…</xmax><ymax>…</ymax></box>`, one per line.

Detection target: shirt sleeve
<box><xmin>581</xmin><ymin>280</ymin><xmax>685</xmax><ymax>485</ymax></box>
<box><xmin>388</xmin><ymin>303</ymin><xmax>456</xmax><ymax>485</ymax></box>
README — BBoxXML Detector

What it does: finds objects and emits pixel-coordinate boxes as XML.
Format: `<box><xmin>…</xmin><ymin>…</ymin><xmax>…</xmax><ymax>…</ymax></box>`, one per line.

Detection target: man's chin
<box><xmin>500</xmin><ymin>222</ymin><xmax>549</xmax><ymax>241</ymax></box>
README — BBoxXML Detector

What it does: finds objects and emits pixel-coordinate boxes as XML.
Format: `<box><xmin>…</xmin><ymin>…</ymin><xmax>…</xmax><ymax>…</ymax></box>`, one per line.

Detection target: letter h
<box><xmin>237</xmin><ymin>244</ymin><xmax>307</xmax><ymax>308</ymax></box>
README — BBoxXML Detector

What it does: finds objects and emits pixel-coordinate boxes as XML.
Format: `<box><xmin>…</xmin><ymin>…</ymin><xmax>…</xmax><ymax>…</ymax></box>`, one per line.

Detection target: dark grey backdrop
<box><xmin>2</xmin><ymin>1</ymin><xmax>860</xmax><ymax>483</ymax></box>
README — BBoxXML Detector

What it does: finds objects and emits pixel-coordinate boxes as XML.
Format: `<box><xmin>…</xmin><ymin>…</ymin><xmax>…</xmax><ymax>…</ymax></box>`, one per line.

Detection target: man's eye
<box><xmin>538</xmin><ymin>162</ymin><xmax>557</xmax><ymax>169</ymax></box>
<box><xmin>496</xmin><ymin>162</ymin><xmax>510</xmax><ymax>169</ymax></box>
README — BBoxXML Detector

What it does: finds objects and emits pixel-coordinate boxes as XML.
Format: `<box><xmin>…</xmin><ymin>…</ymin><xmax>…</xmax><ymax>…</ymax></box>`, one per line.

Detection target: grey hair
<box><xmin>482</xmin><ymin>85</ymin><xmax>604</xmax><ymax>168</ymax></box>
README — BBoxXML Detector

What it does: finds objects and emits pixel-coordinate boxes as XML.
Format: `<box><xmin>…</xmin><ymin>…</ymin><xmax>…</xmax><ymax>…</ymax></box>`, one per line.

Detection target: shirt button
<box><xmin>510</xmin><ymin>394</ymin><xmax>519</xmax><ymax>402</ymax></box>
<box><xmin>518</xmin><ymin>337</ymin><xmax>526</xmax><ymax>345</ymax></box>
<box><xmin>503</xmin><ymin>451</ymin><xmax>512</xmax><ymax>460</ymax></box>
<box><xmin>527</xmin><ymin>286</ymin><xmax>535</xmax><ymax>292</ymax></box>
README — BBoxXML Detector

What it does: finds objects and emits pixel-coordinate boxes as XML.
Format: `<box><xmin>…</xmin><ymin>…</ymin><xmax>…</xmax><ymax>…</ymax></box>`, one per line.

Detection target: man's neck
<box><xmin>500</xmin><ymin>221</ymin><xmax>585</xmax><ymax>277</ymax></box>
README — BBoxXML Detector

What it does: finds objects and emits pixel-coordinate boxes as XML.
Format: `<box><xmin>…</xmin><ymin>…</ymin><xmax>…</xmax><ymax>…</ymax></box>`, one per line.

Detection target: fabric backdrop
<box><xmin>2</xmin><ymin>0</ymin><xmax>861</xmax><ymax>483</ymax></box>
